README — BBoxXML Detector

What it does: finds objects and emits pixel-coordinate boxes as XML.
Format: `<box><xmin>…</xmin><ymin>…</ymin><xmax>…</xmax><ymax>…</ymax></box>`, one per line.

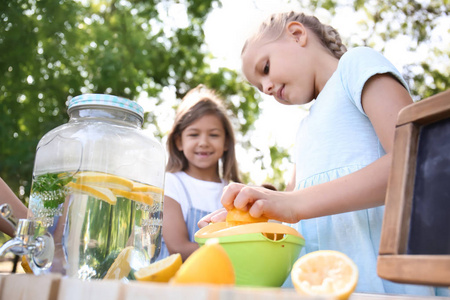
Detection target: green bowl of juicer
<box><xmin>195</xmin><ymin>222</ymin><xmax>305</xmax><ymax>287</ymax></box>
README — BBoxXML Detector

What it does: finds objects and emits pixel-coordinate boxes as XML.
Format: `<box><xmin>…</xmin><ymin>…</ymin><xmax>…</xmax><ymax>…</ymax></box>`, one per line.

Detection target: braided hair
<box><xmin>242</xmin><ymin>11</ymin><xmax>347</xmax><ymax>59</ymax></box>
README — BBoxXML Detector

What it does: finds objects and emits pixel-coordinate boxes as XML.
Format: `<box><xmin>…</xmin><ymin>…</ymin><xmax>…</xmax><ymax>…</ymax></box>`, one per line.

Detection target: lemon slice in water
<box><xmin>67</xmin><ymin>182</ymin><xmax>117</xmax><ymax>205</ymax></box>
<box><xmin>103</xmin><ymin>246</ymin><xmax>134</xmax><ymax>280</ymax></box>
<box><xmin>132</xmin><ymin>181</ymin><xmax>163</xmax><ymax>194</ymax></box>
<box><xmin>74</xmin><ymin>171</ymin><xmax>134</xmax><ymax>191</ymax></box>
<box><xmin>110</xmin><ymin>188</ymin><xmax>154</xmax><ymax>206</ymax></box>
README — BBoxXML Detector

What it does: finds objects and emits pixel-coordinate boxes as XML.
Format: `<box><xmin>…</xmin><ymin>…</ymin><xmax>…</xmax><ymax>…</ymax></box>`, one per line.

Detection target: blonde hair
<box><xmin>243</xmin><ymin>11</ymin><xmax>347</xmax><ymax>59</ymax></box>
<box><xmin>166</xmin><ymin>85</ymin><xmax>241</xmax><ymax>183</ymax></box>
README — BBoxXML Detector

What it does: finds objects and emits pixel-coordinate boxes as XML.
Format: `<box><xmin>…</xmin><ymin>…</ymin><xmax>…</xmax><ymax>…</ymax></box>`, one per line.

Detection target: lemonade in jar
<box><xmin>26</xmin><ymin>94</ymin><xmax>165</xmax><ymax>280</ymax></box>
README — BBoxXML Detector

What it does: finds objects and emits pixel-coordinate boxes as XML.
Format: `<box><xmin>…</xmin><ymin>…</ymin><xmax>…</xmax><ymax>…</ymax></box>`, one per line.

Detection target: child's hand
<box><xmin>221</xmin><ymin>183</ymin><xmax>300</xmax><ymax>223</ymax></box>
<box><xmin>197</xmin><ymin>208</ymin><xmax>227</xmax><ymax>228</ymax></box>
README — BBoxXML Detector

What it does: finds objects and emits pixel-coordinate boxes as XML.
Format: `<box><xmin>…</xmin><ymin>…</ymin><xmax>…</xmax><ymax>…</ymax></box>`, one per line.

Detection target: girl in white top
<box><xmin>158</xmin><ymin>85</ymin><xmax>240</xmax><ymax>262</ymax></box>
<box><xmin>200</xmin><ymin>11</ymin><xmax>448</xmax><ymax>296</ymax></box>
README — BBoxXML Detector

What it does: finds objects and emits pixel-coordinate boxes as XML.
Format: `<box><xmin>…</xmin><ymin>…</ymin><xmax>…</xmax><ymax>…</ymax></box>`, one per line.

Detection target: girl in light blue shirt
<box><xmin>206</xmin><ymin>11</ymin><xmax>448</xmax><ymax>296</ymax></box>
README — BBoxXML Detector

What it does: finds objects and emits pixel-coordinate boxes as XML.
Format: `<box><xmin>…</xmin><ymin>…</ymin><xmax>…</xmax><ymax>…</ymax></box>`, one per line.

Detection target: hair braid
<box><xmin>243</xmin><ymin>11</ymin><xmax>347</xmax><ymax>59</ymax></box>
<box><xmin>319</xmin><ymin>23</ymin><xmax>347</xmax><ymax>59</ymax></box>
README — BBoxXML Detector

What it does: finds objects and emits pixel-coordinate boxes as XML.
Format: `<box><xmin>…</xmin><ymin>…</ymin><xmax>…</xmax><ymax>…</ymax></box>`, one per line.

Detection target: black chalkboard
<box><xmin>407</xmin><ymin>117</ymin><xmax>450</xmax><ymax>255</ymax></box>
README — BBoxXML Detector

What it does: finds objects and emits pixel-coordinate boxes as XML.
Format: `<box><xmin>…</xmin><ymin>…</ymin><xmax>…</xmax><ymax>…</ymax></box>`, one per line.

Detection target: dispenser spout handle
<box><xmin>0</xmin><ymin>217</ymin><xmax>54</xmax><ymax>273</ymax></box>
<box><xmin>0</xmin><ymin>203</ymin><xmax>19</xmax><ymax>231</ymax></box>
<box><xmin>0</xmin><ymin>238</ymin><xmax>26</xmax><ymax>257</ymax></box>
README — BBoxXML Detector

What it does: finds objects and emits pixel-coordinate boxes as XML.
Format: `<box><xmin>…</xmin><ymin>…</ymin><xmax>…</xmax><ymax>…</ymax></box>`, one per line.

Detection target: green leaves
<box><xmin>0</xmin><ymin>0</ymin><xmax>228</xmax><ymax>198</ymax></box>
<box><xmin>31</xmin><ymin>173</ymin><xmax>73</xmax><ymax>209</ymax></box>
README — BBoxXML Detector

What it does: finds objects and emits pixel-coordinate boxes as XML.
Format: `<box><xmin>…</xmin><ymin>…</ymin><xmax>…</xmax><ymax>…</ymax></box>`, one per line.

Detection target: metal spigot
<box><xmin>0</xmin><ymin>203</ymin><xmax>54</xmax><ymax>272</ymax></box>
<box><xmin>0</xmin><ymin>203</ymin><xmax>19</xmax><ymax>231</ymax></box>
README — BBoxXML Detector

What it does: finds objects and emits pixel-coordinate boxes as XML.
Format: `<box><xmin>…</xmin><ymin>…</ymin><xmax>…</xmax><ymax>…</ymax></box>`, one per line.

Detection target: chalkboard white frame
<box><xmin>378</xmin><ymin>89</ymin><xmax>450</xmax><ymax>286</ymax></box>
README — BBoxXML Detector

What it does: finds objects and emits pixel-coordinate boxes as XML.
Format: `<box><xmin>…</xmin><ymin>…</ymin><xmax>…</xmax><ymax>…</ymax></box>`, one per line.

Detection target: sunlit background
<box><xmin>1</xmin><ymin>0</ymin><xmax>449</xmax><ymax>198</ymax></box>
<box><xmin>138</xmin><ymin>0</ymin><xmax>450</xmax><ymax>185</ymax></box>
<box><xmin>1</xmin><ymin>0</ymin><xmax>449</xmax><ymax>272</ymax></box>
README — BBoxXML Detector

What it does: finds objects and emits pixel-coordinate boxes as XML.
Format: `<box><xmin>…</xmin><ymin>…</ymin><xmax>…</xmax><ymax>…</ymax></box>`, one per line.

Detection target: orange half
<box><xmin>225</xmin><ymin>208</ymin><xmax>268</xmax><ymax>227</ymax></box>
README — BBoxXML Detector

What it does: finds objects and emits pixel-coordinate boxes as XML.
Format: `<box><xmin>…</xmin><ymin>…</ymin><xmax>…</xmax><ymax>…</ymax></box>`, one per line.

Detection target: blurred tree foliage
<box><xmin>253</xmin><ymin>0</ymin><xmax>449</xmax><ymax>189</ymax></box>
<box><xmin>305</xmin><ymin>0</ymin><xmax>449</xmax><ymax>99</ymax></box>
<box><xmin>0</xmin><ymin>0</ymin><xmax>260</xmax><ymax>201</ymax></box>
<box><xmin>0</xmin><ymin>0</ymin><xmax>449</xmax><ymax>201</ymax></box>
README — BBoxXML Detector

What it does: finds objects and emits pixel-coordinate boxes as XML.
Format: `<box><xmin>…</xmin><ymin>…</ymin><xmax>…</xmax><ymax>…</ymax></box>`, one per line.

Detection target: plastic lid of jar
<box><xmin>67</xmin><ymin>94</ymin><xmax>144</xmax><ymax>119</ymax></box>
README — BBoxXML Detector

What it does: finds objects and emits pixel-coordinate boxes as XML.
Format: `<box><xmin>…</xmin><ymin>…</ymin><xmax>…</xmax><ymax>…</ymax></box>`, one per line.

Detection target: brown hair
<box><xmin>166</xmin><ymin>85</ymin><xmax>241</xmax><ymax>183</ymax></box>
<box><xmin>261</xmin><ymin>183</ymin><xmax>277</xmax><ymax>191</ymax></box>
<box><xmin>242</xmin><ymin>11</ymin><xmax>347</xmax><ymax>59</ymax></box>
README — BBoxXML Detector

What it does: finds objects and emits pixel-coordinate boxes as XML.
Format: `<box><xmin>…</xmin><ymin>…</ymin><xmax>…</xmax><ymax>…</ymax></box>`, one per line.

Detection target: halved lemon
<box><xmin>67</xmin><ymin>182</ymin><xmax>117</xmax><ymax>205</ymax></box>
<box><xmin>171</xmin><ymin>239</ymin><xmax>235</xmax><ymax>285</ymax></box>
<box><xmin>291</xmin><ymin>250</ymin><xmax>358</xmax><ymax>300</ymax></box>
<box><xmin>74</xmin><ymin>171</ymin><xmax>134</xmax><ymax>191</ymax></box>
<box><xmin>132</xmin><ymin>181</ymin><xmax>164</xmax><ymax>194</ymax></box>
<box><xmin>135</xmin><ymin>253</ymin><xmax>182</xmax><ymax>282</ymax></box>
<box><xmin>110</xmin><ymin>188</ymin><xmax>154</xmax><ymax>206</ymax></box>
<box><xmin>103</xmin><ymin>246</ymin><xmax>134</xmax><ymax>280</ymax></box>
<box><xmin>225</xmin><ymin>208</ymin><xmax>268</xmax><ymax>227</ymax></box>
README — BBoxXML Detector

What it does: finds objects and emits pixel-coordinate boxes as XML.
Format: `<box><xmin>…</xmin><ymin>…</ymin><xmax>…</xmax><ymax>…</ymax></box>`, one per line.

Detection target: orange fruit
<box><xmin>135</xmin><ymin>253</ymin><xmax>182</xmax><ymax>282</ymax></box>
<box><xmin>171</xmin><ymin>239</ymin><xmax>235</xmax><ymax>285</ymax></box>
<box><xmin>225</xmin><ymin>208</ymin><xmax>268</xmax><ymax>227</ymax></box>
<box><xmin>291</xmin><ymin>250</ymin><xmax>358</xmax><ymax>300</ymax></box>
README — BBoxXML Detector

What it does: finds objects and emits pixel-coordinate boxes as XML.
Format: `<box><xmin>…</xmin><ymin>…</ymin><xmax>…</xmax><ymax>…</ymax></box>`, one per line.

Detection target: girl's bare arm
<box><xmin>222</xmin><ymin>74</ymin><xmax>413</xmax><ymax>223</ymax></box>
<box><xmin>162</xmin><ymin>196</ymin><xmax>199</xmax><ymax>261</ymax></box>
<box><xmin>0</xmin><ymin>178</ymin><xmax>28</xmax><ymax>237</ymax></box>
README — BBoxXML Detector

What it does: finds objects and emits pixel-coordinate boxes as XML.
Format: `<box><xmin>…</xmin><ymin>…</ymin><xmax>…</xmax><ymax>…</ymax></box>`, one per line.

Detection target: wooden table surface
<box><xmin>1</xmin><ymin>274</ymin><xmax>449</xmax><ymax>300</ymax></box>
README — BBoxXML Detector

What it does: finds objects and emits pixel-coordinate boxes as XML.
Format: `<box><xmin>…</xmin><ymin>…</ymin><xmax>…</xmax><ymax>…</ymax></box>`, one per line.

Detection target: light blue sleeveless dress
<box><xmin>157</xmin><ymin>173</ymin><xmax>215</xmax><ymax>260</ymax></box>
<box><xmin>283</xmin><ymin>47</ymin><xmax>449</xmax><ymax>296</ymax></box>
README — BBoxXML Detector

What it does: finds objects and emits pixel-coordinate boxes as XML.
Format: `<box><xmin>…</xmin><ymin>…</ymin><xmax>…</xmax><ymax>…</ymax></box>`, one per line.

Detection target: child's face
<box><xmin>176</xmin><ymin>114</ymin><xmax>228</xmax><ymax>174</ymax></box>
<box><xmin>241</xmin><ymin>31</ymin><xmax>316</xmax><ymax>105</ymax></box>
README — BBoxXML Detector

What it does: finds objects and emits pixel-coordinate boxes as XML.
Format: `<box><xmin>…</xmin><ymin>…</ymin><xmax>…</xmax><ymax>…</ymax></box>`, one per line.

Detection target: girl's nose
<box><xmin>262</xmin><ymin>79</ymin><xmax>274</xmax><ymax>95</ymax></box>
<box><xmin>199</xmin><ymin>134</ymin><xmax>209</xmax><ymax>145</ymax></box>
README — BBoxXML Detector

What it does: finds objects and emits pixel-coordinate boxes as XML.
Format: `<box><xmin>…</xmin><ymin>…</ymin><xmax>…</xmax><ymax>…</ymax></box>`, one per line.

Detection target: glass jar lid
<box><xmin>67</xmin><ymin>94</ymin><xmax>144</xmax><ymax>121</ymax></box>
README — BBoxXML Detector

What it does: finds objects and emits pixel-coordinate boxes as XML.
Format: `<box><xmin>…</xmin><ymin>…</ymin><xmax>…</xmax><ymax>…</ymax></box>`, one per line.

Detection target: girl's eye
<box><xmin>263</xmin><ymin>61</ymin><xmax>269</xmax><ymax>74</ymax></box>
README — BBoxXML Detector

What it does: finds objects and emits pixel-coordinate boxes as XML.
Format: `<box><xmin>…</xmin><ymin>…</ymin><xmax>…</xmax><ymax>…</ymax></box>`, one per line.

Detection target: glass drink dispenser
<box><xmin>0</xmin><ymin>94</ymin><xmax>165</xmax><ymax>280</ymax></box>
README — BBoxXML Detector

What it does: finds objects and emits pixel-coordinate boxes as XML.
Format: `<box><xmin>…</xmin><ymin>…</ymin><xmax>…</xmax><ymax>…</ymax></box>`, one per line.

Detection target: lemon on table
<box><xmin>135</xmin><ymin>253</ymin><xmax>182</xmax><ymax>282</ymax></box>
<box><xmin>291</xmin><ymin>250</ymin><xmax>358</xmax><ymax>300</ymax></box>
<box><xmin>74</xmin><ymin>171</ymin><xmax>134</xmax><ymax>191</ymax></box>
<box><xmin>67</xmin><ymin>182</ymin><xmax>117</xmax><ymax>205</ymax></box>
<box><xmin>103</xmin><ymin>246</ymin><xmax>134</xmax><ymax>280</ymax></box>
<box><xmin>171</xmin><ymin>239</ymin><xmax>235</xmax><ymax>285</ymax></box>
<box><xmin>225</xmin><ymin>208</ymin><xmax>268</xmax><ymax>227</ymax></box>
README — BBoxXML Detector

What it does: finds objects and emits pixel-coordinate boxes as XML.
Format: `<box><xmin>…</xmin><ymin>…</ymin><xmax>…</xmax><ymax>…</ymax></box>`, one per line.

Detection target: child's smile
<box><xmin>196</xmin><ymin>150</ymin><xmax>213</xmax><ymax>158</ymax></box>
<box><xmin>177</xmin><ymin>114</ymin><xmax>227</xmax><ymax>178</ymax></box>
<box><xmin>276</xmin><ymin>84</ymin><xmax>286</xmax><ymax>102</ymax></box>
